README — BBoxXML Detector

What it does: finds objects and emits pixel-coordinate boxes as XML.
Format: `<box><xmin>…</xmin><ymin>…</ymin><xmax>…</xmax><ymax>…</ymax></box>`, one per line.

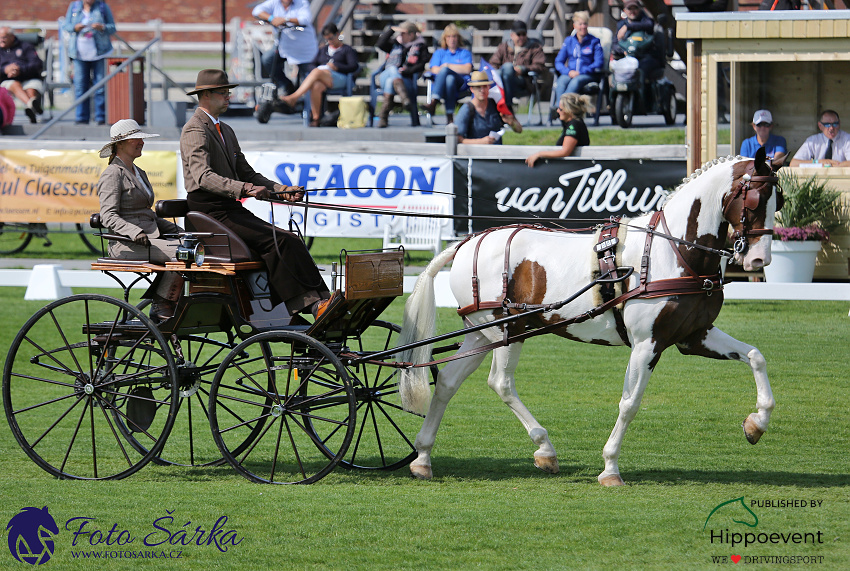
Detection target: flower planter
<box><xmin>763</xmin><ymin>240</ymin><xmax>823</xmax><ymax>283</ymax></box>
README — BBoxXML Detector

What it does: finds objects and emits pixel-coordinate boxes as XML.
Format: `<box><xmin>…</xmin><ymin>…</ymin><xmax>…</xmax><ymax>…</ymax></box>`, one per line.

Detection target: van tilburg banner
<box><xmin>453</xmin><ymin>158</ymin><xmax>686</xmax><ymax>234</ymax></box>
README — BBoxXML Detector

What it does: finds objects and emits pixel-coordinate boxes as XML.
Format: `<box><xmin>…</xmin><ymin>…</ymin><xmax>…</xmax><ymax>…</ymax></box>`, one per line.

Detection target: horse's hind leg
<box><xmin>677</xmin><ymin>326</ymin><xmax>775</xmax><ymax>445</ymax></box>
<box><xmin>410</xmin><ymin>331</ymin><xmax>491</xmax><ymax>480</ymax></box>
<box><xmin>487</xmin><ymin>343</ymin><xmax>559</xmax><ymax>474</ymax></box>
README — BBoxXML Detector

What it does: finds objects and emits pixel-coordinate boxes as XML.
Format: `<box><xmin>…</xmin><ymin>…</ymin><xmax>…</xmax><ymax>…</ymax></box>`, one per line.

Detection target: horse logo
<box><xmin>703</xmin><ymin>497</ymin><xmax>759</xmax><ymax>530</ymax></box>
<box><xmin>6</xmin><ymin>507</ymin><xmax>59</xmax><ymax>565</ymax></box>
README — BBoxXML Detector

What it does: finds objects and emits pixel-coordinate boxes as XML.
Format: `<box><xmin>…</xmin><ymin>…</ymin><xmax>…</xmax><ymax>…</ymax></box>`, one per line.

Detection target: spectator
<box><xmin>62</xmin><ymin>0</ymin><xmax>116</xmax><ymax>125</ymax></box>
<box><xmin>252</xmin><ymin>0</ymin><xmax>318</xmax><ymax>97</ymax></box>
<box><xmin>488</xmin><ymin>20</ymin><xmax>547</xmax><ymax>114</ymax></box>
<box><xmin>455</xmin><ymin>70</ymin><xmax>522</xmax><ymax>145</ymax></box>
<box><xmin>420</xmin><ymin>24</ymin><xmax>473</xmax><ymax>124</ymax></box>
<box><xmin>374</xmin><ymin>21</ymin><xmax>428</xmax><ymax>129</ymax></box>
<box><xmin>277</xmin><ymin>24</ymin><xmax>358</xmax><ymax>126</ymax></box>
<box><xmin>0</xmin><ymin>86</ymin><xmax>15</xmax><ymax>128</ymax></box>
<box><xmin>0</xmin><ymin>27</ymin><xmax>44</xmax><ymax>123</ymax></box>
<box><xmin>526</xmin><ymin>93</ymin><xmax>592</xmax><ymax>166</ymax></box>
<box><xmin>615</xmin><ymin>0</ymin><xmax>662</xmax><ymax>80</ymax></box>
<box><xmin>740</xmin><ymin>109</ymin><xmax>787</xmax><ymax>161</ymax></box>
<box><xmin>790</xmin><ymin>109</ymin><xmax>850</xmax><ymax>167</ymax></box>
<box><xmin>552</xmin><ymin>12</ymin><xmax>603</xmax><ymax>122</ymax></box>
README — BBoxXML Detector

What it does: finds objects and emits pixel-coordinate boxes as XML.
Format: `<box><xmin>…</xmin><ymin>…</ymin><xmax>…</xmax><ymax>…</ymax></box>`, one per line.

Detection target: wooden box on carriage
<box><xmin>344</xmin><ymin>251</ymin><xmax>404</xmax><ymax>300</ymax></box>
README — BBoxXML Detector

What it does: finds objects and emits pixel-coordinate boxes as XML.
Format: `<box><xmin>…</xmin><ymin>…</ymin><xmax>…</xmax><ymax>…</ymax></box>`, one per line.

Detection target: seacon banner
<box><xmin>451</xmin><ymin>158</ymin><xmax>687</xmax><ymax>234</ymax></box>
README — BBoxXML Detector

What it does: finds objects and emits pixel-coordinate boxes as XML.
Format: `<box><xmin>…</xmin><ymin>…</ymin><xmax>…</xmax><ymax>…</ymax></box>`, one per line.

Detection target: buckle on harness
<box><xmin>702</xmin><ymin>278</ymin><xmax>715</xmax><ymax>291</ymax></box>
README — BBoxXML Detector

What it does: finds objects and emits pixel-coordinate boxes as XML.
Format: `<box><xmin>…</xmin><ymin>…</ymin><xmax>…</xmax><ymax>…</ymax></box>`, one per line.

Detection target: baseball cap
<box><xmin>752</xmin><ymin>110</ymin><xmax>773</xmax><ymax>124</ymax></box>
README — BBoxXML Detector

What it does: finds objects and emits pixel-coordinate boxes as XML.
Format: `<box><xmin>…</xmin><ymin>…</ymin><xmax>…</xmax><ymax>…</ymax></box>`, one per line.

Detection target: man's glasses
<box><xmin>515</xmin><ymin>31</ymin><xmax>527</xmax><ymax>37</ymax></box>
<box><xmin>211</xmin><ymin>90</ymin><xmax>231</xmax><ymax>97</ymax></box>
<box><xmin>820</xmin><ymin>121</ymin><xmax>840</xmax><ymax>128</ymax></box>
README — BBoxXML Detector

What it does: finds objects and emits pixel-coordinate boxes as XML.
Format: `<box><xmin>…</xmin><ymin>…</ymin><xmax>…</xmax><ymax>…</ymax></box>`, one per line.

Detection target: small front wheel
<box><xmin>209</xmin><ymin>331</ymin><xmax>356</xmax><ymax>484</ymax></box>
<box><xmin>615</xmin><ymin>91</ymin><xmax>634</xmax><ymax>128</ymax></box>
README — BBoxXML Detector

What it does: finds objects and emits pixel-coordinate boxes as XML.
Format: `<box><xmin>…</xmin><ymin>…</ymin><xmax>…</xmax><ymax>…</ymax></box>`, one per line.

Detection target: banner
<box><xmin>241</xmin><ymin>151</ymin><xmax>454</xmax><ymax>239</ymax></box>
<box><xmin>452</xmin><ymin>158</ymin><xmax>687</xmax><ymax>234</ymax></box>
<box><xmin>0</xmin><ymin>150</ymin><xmax>178</xmax><ymax>223</ymax></box>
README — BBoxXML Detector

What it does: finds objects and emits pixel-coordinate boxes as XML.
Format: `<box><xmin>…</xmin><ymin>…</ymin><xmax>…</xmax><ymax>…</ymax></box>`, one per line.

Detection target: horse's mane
<box><xmin>659</xmin><ymin>155</ymin><xmax>744</xmax><ymax>209</ymax></box>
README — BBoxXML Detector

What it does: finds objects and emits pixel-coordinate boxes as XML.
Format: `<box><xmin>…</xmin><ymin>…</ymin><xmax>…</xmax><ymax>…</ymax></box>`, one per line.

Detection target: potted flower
<box><xmin>763</xmin><ymin>170</ymin><xmax>841</xmax><ymax>283</ymax></box>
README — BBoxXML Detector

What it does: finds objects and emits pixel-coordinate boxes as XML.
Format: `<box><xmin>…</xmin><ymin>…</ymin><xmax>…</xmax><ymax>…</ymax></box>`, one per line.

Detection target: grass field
<box><xmin>0</xmin><ymin>284</ymin><xmax>847</xmax><ymax>569</ymax></box>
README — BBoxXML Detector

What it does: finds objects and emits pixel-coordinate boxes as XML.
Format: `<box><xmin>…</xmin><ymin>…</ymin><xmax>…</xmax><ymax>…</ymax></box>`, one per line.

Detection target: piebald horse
<box><xmin>397</xmin><ymin>150</ymin><xmax>783</xmax><ymax>486</ymax></box>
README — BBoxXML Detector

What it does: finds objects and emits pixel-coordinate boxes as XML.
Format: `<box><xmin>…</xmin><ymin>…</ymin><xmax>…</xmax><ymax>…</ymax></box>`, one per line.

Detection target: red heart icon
<box><xmin>731</xmin><ymin>555</ymin><xmax>742</xmax><ymax>564</ymax></box>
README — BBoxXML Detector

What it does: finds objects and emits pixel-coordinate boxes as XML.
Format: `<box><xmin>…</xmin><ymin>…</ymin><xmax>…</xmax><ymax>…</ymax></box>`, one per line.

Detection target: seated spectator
<box><xmin>552</xmin><ymin>12</ymin><xmax>603</xmax><ymax>121</ymax></box>
<box><xmin>374</xmin><ymin>21</ymin><xmax>428</xmax><ymax>129</ymax></box>
<box><xmin>279</xmin><ymin>24</ymin><xmax>358</xmax><ymax>126</ymax></box>
<box><xmin>615</xmin><ymin>1</ymin><xmax>662</xmax><ymax>80</ymax></box>
<box><xmin>420</xmin><ymin>24</ymin><xmax>473</xmax><ymax>124</ymax></box>
<box><xmin>252</xmin><ymin>0</ymin><xmax>318</xmax><ymax>97</ymax></box>
<box><xmin>0</xmin><ymin>27</ymin><xmax>44</xmax><ymax>123</ymax></box>
<box><xmin>740</xmin><ymin>109</ymin><xmax>787</xmax><ymax>161</ymax></box>
<box><xmin>526</xmin><ymin>93</ymin><xmax>592</xmax><ymax>166</ymax></box>
<box><xmin>0</xmin><ymin>86</ymin><xmax>15</xmax><ymax>128</ymax></box>
<box><xmin>790</xmin><ymin>109</ymin><xmax>850</xmax><ymax>167</ymax></box>
<box><xmin>488</xmin><ymin>20</ymin><xmax>547</xmax><ymax>113</ymax></box>
<box><xmin>455</xmin><ymin>70</ymin><xmax>522</xmax><ymax>145</ymax></box>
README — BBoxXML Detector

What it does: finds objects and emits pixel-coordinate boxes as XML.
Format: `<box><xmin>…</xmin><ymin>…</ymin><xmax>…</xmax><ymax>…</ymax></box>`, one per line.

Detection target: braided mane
<box><xmin>659</xmin><ymin>155</ymin><xmax>743</xmax><ymax>208</ymax></box>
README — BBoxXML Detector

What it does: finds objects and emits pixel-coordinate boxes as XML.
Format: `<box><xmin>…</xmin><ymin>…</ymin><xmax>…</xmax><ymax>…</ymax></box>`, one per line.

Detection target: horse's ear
<box><xmin>753</xmin><ymin>147</ymin><xmax>771</xmax><ymax>176</ymax></box>
<box><xmin>770</xmin><ymin>152</ymin><xmax>786</xmax><ymax>172</ymax></box>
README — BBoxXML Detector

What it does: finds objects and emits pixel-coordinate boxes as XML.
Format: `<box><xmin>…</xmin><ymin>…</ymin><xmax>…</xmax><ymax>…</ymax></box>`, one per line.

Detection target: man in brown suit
<box><xmin>180</xmin><ymin>69</ymin><xmax>330</xmax><ymax>316</ymax></box>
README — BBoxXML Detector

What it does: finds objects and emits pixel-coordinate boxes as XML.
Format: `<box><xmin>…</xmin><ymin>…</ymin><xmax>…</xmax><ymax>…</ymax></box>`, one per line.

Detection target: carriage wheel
<box><xmin>313</xmin><ymin>320</ymin><xmax>437</xmax><ymax>471</ymax></box>
<box><xmin>116</xmin><ymin>332</ymin><xmax>258</xmax><ymax>468</ymax></box>
<box><xmin>2</xmin><ymin>294</ymin><xmax>178</xmax><ymax>480</ymax></box>
<box><xmin>209</xmin><ymin>331</ymin><xmax>356</xmax><ymax>484</ymax></box>
<box><xmin>0</xmin><ymin>222</ymin><xmax>34</xmax><ymax>255</ymax></box>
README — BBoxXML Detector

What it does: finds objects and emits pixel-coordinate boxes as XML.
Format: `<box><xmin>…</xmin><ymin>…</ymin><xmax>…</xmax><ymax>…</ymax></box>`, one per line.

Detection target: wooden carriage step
<box><xmin>165</xmin><ymin>261</ymin><xmax>265</xmax><ymax>274</ymax></box>
<box><xmin>91</xmin><ymin>262</ymin><xmax>165</xmax><ymax>273</ymax></box>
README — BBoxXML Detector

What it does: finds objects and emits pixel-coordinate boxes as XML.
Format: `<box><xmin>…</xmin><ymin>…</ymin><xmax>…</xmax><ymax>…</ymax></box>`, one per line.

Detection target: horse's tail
<box><xmin>397</xmin><ymin>243</ymin><xmax>459</xmax><ymax>415</ymax></box>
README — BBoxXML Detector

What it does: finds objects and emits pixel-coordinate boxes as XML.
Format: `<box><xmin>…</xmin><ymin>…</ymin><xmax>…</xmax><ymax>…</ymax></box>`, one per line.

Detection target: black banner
<box><xmin>451</xmin><ymin>158</ymin><xmax>686</xmax><ymax>234</ymax></box>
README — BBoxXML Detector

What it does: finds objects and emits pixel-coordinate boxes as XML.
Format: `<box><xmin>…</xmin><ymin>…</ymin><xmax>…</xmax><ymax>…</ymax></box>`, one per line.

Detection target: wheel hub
<box><xmin>270</xmin><ymin>404</ymin><xmax>283</xmax><ymax>418</ymax></box>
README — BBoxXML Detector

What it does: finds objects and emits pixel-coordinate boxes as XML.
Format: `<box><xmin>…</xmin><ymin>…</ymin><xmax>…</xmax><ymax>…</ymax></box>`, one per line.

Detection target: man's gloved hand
<box><xmin>134</xmin><ymin>233</ymin><xmax>150</xmax><ymax>247</ymax></box>
<box><xmin>243</xmin><ymin>183</ymin><xmax>271</xmax><ymax>201</ymax></box>
<box><xmin>278</xmin><ymin>185</ymin><xmax>305</xmax><ymax>202</ymax></box>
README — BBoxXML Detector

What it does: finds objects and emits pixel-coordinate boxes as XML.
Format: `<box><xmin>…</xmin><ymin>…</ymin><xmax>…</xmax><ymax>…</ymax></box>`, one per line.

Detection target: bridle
<box><xmin>721</xmin><ymin>167</ymin><xmax>782</xmax><ymax>255</ymax></box>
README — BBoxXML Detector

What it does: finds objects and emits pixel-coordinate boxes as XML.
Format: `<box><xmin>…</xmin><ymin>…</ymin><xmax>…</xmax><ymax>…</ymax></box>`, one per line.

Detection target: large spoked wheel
<box><xmin>209</xmin><ymin>331</ymin><xmax>356</xmax><ymax>484</ymax></box>
<box><xmin>0</xmin><ymin>222</ymin><xmax>34</xmax><ymax>255</ymax></box>
<box><xmin>615</xmin><ymin>91</ymin><xmax>634</xmax><ymax>128</ymax></box>
<box><xmin>2</xmin><ymin>294</ymin><xmax>179</xmax><ymax>480</ymax></box>
<box><xmin>119</xmin><ymin>332</ymin><xmax>248</xmax><ymax>468</ymax></box>
<box><xmin>326</xmin><ymin>320</ymin><xmax>437</xmax><ymax>471</ymax></box>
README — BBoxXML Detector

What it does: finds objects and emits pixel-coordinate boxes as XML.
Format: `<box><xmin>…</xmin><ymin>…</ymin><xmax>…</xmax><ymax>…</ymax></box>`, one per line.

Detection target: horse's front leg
<box><xmin>410</xmin><ymin>331</ymin><xmax>490</xmax><ymax>480</ymax></box>
<box><xmin>599</xmin><ymin>338</ymin><xmax>660</xmax><ymax>486</ymax></box>
<box><xmin>677</xmin><ymin>326</ymin><xmax>775</xmax><ymax>445</ymax></box>
<box><xmin>487</xmin><ymin>343</ymin><xmax>559</xmax><ymax>474</ymax></box>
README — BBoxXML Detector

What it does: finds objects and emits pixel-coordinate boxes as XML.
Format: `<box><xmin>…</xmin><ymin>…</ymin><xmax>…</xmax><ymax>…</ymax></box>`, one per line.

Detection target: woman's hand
<box><xmin>134</xmin><ymin>233</ymin><xmax>150</xmax><ymax>246</ymax></box>
<box><xmin>525</xmin><ymin>153</ymin><xmax>540</xmax><ymax>168</ymax></box>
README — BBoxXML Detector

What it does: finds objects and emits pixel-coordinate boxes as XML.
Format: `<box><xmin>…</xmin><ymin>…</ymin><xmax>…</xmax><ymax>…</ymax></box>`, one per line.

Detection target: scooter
<box><xmin>608</xmin><ymin>67</ymin><xmax>677</xmax><ymax>128</ymax></box>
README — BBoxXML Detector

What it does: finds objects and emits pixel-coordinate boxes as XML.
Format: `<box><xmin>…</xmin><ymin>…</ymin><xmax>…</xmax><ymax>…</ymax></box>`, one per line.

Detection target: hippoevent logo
<box><xmin>6</xmin><ymin>507</ymin><xmax>243</xmax><ymax>564</ymax></box>
<box><xmin>6</xmin><ymin>507</ymin><xmax>59</xmax><ymax>566</ymax></box>
<box><xmin>705</xmin><ymin>497</ymin><xmax>825</xmax><ymax>565</ymax></box>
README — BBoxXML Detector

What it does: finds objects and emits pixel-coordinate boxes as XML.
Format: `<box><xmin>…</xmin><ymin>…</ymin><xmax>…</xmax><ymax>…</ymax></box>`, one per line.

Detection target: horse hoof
<box><xmin>410</xmin><ymin>464</ymin><xmax>433</xmax><ymax>480</ymax></box>
<box><xmin>598</xmin><ymin>473</ymin><xmax>625</xmax><ymax>487</ymax></box>
<box><xmin>533</xmin><ymin>455</ymin><xmax>560</xmax><ymax>474</ymax></box>
<box><xmin>742</xmin><ymin>415</ymin><xmax>764</xmax><ymax>445</ymax></box>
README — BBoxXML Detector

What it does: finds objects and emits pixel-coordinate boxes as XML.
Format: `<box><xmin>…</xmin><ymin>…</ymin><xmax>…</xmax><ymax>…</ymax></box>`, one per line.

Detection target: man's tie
<box><xmin>215</xmin><ymin>122</ymin><xmax>226</xmax><ymax>146</ymax></box>
<box><xmin>825</xmin><ymin>138</ymin><xmax>833</xmax><ymax>160</ymax></box>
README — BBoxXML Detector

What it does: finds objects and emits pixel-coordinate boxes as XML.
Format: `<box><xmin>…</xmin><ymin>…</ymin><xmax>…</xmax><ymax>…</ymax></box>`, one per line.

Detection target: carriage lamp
<box><xmin>176</xmin><ymin>234</ymin><xmax>205</xmax><ymax>267</ymax></box>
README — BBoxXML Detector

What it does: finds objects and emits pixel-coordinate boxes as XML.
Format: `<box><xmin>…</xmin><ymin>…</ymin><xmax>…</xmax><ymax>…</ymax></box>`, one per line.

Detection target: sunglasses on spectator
<box><xmin>755</xmin><ymin>122</ymin><xmax>771</xmax><ymax>127</ymax></box>
<box><xmin>515</xmin><ymin>31</ymin><xmax>527</xmax><ymax>36</ymax></box>
<box><xmin>820</xmin><ymin>121</ymin><xmax>840</xmax><ymax>128</ymax></box>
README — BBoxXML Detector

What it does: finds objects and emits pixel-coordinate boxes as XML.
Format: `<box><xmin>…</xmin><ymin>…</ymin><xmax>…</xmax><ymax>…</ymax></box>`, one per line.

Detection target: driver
<box><xmin>180</xmin><ymin>69</ymin><xmax>332</xmax><ymax>317</ymax></box>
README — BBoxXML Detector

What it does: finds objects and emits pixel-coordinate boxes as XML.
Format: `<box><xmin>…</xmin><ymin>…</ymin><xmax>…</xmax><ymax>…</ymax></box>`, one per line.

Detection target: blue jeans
<box><xmin>498</xmin><ymin>64</ymin><xmax>528</xmax><ymax>112</ymax></box>
<box><xmin>73</xmin><ymin>58</ymin><xmax>106</xmax><ymax>124</ymax></box>
<box><xmin>429</xmin><ymin>67</ymin><xmax>467</xmax><ymax>111</ymax></box>
<box><xmin>554</xmin><ymin>72</ymin><xmax>600</xmax><ymax>108</ymax></box>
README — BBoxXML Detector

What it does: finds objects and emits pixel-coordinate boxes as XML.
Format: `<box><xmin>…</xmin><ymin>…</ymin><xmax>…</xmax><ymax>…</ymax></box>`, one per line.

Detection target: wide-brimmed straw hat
<box><xmin>98</xmin><ymin>119</ymin><xmax>159</xmax><ymax>158</ymax></box>
<box><xmin>467</xmin><ymin>71</ymin><xmax>492</xmax><ymax>87</ymax></box>
<box><xmin>185</xmin><ymin>69</ymin><xmax>239</xmax><ymax>96</ymax></box>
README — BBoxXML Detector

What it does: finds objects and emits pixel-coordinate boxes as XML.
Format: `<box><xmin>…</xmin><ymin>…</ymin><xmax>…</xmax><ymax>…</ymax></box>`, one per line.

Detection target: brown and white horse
<box><xmin>397</xmin><ymin>150</ymin><xmax>783</xmax><ymax>485</ymax></box>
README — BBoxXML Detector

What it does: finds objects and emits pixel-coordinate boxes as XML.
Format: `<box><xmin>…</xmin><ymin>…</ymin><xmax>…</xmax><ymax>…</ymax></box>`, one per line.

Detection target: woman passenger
<box><xmin>97</xmin><ymin>119</ymin><xmax>183</xmax><ymax>321</ymax></box>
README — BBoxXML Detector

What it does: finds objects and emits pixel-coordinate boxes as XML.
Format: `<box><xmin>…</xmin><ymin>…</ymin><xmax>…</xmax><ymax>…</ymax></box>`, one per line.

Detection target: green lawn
<box><xmin>0</xmin><ymin>286</ymin><xmax>847</xmax><ymax>569</ymax></box>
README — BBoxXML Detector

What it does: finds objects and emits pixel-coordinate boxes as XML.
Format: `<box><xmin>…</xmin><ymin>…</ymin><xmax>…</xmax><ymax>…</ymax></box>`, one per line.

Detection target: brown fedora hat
<box><xmin>186</xmin><ymin>69</ymin><xmax>239</xmax><ymax>96</ymax></box>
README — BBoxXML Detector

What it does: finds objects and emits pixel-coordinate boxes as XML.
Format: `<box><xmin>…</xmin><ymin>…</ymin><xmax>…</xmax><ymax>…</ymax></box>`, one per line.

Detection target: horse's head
<box><xmin>723</xmin><ymin>148</ymin><xmax>784</xmax><ymax>270</ymax></box>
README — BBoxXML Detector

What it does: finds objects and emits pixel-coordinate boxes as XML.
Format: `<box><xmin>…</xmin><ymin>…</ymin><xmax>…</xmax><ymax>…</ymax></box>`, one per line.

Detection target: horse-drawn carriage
<box><xmin>2</xmin><ymin>198</ymin><xmax>435</xmax><ymax>484</ymax></box>
<box><xmin>3</xmin><ymin>150</ymin><xmax>784</xmax><ymax>486</ymax></box>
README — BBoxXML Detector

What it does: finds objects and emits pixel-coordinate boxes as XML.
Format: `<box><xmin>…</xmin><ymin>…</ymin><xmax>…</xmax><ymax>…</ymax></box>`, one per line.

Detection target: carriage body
<box><xmin>2</xmin><ymin>199</ymin><xmax>431</xmax><ymax>484</ymax></box>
